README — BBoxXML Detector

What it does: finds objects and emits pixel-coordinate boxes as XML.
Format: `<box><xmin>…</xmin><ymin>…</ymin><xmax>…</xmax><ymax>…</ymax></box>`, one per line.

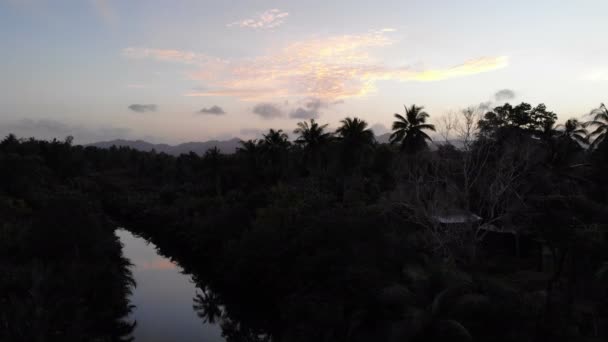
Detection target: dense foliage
<box><xmin>0</xmin><ymin>136</ymin><xmax>135</xmax><ymax>341</ymax></box>
<box><xmin>2</xmin><ymin>102</ymin><xmax>608</xmax><ymax>341</ymax></box>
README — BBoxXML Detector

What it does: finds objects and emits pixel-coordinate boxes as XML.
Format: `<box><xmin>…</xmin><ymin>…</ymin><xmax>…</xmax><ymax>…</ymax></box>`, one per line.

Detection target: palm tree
<box><xmin>556</xmin><ymin>119</ymin><xmax>588</xmax><ymax>145</ymax></box>
<box><xmin>193</xmin><ymin>288</ymin><xmax>223</xmax><ymax>324</ymax></box>
<box><xmin>262</xmin><ymin>129</ymin><xmax>290</xmax><ymax>150</ymax></box>
<box><xmin>334</xmin><ymin>117</ymin><xmax>375</xmax><ymax>172</ymax></box>
<box><xmin>294</xmin><ymin>119</ymin><xmax>333</xmax><ymax>150</ymax></box>
<box><xmin>585</xmin><ymin>103</ymin><xmax>608</xmax><ymax>148</ymax></box>
<box><xmin>294</xmin><ymin>119</ymin><xmax>333</xmax><ymax>171</ymax></box>
<box><xmin>260</xmin><ymin>129</ymin><xmax>290</xmax><ymax>178</ymax></box>
<box><xmin>390</xmin><ymin>105</ymin><xmax>436</xmax><ymax>153</ymax></box>
<box><xmin>335</xmin><ymin>117</ymin><xmax>375</xmax><ymax>147</ymax></box>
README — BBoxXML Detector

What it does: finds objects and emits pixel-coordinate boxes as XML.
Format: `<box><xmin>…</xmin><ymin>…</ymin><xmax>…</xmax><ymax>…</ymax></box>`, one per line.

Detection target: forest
<box><xmin>2</xmin><ymin>102</ymin><xmax>608</xmax><ymax>341</ymax></box>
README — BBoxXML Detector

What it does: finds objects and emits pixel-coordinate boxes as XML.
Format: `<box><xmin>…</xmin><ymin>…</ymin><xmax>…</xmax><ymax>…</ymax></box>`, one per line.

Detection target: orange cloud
<box><xmin>124</xmin><ymin>30</ymin><xmax>508</xmax><ymax>101</ymax></box>
<box><xmin>140</xmin><ymin>258</ymin><xmax>177</xmax><ymax>270</ymax></box>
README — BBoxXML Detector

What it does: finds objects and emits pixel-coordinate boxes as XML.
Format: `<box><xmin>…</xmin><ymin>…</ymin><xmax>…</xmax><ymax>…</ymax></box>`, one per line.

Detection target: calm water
<box><xmin>116</xmin><ymin>229</ymin><xmax>224</xmax><ymax>342</ymax></box>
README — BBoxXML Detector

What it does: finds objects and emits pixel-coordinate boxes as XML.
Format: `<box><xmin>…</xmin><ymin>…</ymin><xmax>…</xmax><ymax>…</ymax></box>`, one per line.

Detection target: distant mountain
<box><xmin>89</xmin><ymin>136</ymin><xmax>464</xmax><ymax>156</ymax></box>
<box><xmin>89</xmin><ymin>138</ymin><xmax>242</xmax><ymax>156</ymax></box>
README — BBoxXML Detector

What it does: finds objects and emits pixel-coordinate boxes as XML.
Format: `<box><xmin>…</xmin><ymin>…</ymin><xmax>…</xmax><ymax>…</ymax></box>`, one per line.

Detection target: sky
<box><xmin>1</xmin><ymin>0</ymin><xmax>607</xmax><ymax>144</ymax></box>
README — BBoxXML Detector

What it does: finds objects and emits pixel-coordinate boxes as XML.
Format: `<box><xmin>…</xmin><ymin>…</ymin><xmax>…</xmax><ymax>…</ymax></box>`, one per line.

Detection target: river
<box><xmin>116</xmin><ymin>229</ymin><xmax>224</xmax><ymax>342</ymax></box>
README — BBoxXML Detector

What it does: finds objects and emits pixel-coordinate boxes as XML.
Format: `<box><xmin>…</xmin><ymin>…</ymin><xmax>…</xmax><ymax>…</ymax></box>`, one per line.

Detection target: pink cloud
<box><xmin>228</xmin><ymin>9</ymin><xmax>289</xmax><ymax>29</ymax></box>
<box><xmin>140</xmin><ymin>258</ymin><xmax>177</xmax><ymax>270</ymax></box>
<box><xmin>124</xmin><ymin>30</ymin><xmax>508</xmax><ymax>102</ymax></box>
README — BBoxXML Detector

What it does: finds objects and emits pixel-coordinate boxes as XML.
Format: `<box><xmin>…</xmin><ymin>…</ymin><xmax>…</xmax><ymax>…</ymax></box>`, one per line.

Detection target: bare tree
<box><xmin>389</xmin><ymin>106</ymin><xmax>538</xmax><ymax>264</ymax></box>
<box><xmin>436</xmin><ymin>111</ymin><xmax>459</xmax><ymax>144</ymax></box>
<box><xmin>455</xmin><ymin>106</ymin><xmax>483</xmax><ymax>150</ymax></box>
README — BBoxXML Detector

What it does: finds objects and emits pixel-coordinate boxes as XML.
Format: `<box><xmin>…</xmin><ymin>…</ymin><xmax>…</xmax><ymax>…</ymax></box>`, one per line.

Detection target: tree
<box><xmin>237</xmin><ymin>139</ymin><xmax>260</xmax><ymax>155</ymax></box>
<box><xmin>262</xmin><ymin>129</ymin><xmax>290</xmax><ymax>151</ymax></box>
<box><xmin>294</xmin><ymin>119</ymin><xmax>332</xmax><ymax>150</ymax></box>
<box><xmin>193</xmin><ymin>288</ymin><xmax>223</xmax><ymax>324</ymax></box>
<box><xmin>203</xmin><ymin>146</ymin><xmax>223</xmax><ymax>196</ymax></box>
<box><xmin>260</xmin><ymin>129</ymin><xmax>291</xmax><ymax>179</ymax></box>
<box><xmin>335</xmin><ymin>117</ymin><xmax>375</xmax><ymax>147</ymax></box>
<box><xmin>294</xmin><ymin>119</ymin><xmax>333</xmax><ymax>172</ymax></box>
<box><xmin>478</xmin><ymin>103</ymin><xmax>557</xmax><ymax>139</ymax></box>
<box><xmin>557</xmin><ymin>119</ymin><xmax>588</xmax><ymax>145</ymax></box>
<box><xmin>585</xmin><ymin>103</ymin><xmax>608</xmax><ymax>148</ymax></box>
<box><xmin>389</xmin><ymin>105</ymin><xmax>436</xmax><ymax>153</ymax></box>
<box><xmin>335</xmin><ymin>117</ymin><xmax>375</xmax><ymax>171</ymax></box>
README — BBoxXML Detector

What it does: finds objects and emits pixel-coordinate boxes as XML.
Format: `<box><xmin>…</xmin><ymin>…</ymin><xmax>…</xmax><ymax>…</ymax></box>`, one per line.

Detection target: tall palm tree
<box><xmin>262</xmin><ymin>129</ymin><xmax>290</xmax><ymax>150</ymax></box>
<box><xmin>390</xmin><ymin>105</ymin><xmax>436</xmax><ymax>153</ymax></box>
<box><xmin>260</xmin><ymin>129</ymin><xmax>291</xmax><ymax>179</ymax></box>
<box><xmin>335</xmin><ymin>117</ymin><xmax>375</xmax><ymax>147</ymax></box>
<box><xmin>294</xmin><ymin>119</ymin><xmax>333</xmax><ymax>171</ymax></box>
<box><xmin>335</xmin><ymin>117</ymin><xmax>375</xmax><ymax>172</ymax></box>
<box><xmin>585</xmin><ymin>103</ymin><xmax>608</xmax><ymax>148</ymax></box>
<box><xmin>293</xmin><ymin>119</ymin><xmax>333</xmax><ymax>150</ymax></box>
<box><xmin>556</xmin><ymin>119</ymin><xmax>588</xmax><ymax>145</ymax></box>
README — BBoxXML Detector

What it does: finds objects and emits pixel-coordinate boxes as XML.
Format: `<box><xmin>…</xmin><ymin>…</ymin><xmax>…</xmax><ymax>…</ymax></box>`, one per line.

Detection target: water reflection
<box><xmin>116</xmin><ymin>229</ymin><xmax>224</xmax><ymax>342</ymax></box>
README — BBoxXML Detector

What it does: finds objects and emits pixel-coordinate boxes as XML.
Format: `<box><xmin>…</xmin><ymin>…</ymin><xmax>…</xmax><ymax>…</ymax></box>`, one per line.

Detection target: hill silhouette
<box><xmin>89</xmin><ymin>138</ymin><xmax>242</xmax><ymax>155</ymax></box>
<box><xmin>90</xmin><ymin>135</ymin><xmax>462</xmax><ymax>155</ymax></box>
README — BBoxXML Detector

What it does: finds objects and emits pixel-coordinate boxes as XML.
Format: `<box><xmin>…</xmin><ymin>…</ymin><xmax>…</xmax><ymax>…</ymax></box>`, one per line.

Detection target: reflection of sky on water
<box><xmin>116</xmin><ymin>229</ymin><xmax>224</xmax><ymax>342</ymax></box>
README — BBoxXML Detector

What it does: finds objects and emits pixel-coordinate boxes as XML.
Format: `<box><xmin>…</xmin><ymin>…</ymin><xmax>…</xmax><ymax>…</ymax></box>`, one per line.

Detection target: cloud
<box><xmin>199</xmin><ymin>105</ymin><xmax>226</xmax><ymax>115</ymax></box>
<box><xmin>126</xmin><ymin>30</ymin><xmax>508</xmax><ymax>102</ymax></box>
<box><xmin>371</xmin><ymin>123</ymin><xmax>389</xmax><ymax>135</ymax></box>
<box><xmin>140</xmin><ymin>259</ymin><xmax>176</xmax><ymax>270</ymax></box>
<box><xmin>128</xmin><ymin>104</ymin><xmax>157</xmax><ymax>113</ymax></box>
<box><xmin>494</xmin><ymin>89</ymin><xmax>516</xmax><ymax>102</ymax></box>
<box><xmin>478</xmin><ymin>101</ymin><xmax>494</xmax><ymax>111</ymax></box>
<box><xmin>122</xmin><ymin>47</ymin><xmax>226</xmax><ymax>68</ymax></box>
<box><xmin>253</xmin><ymin>103</ymin><xmax>284</xmax><ymax>119</ymax></box>
<box><xmin>289</xmin><ymin>98</ymin><xmax>325</xmax><ymax>119</ymax></box>
<box><xmin>0</xmin><ymin>118</ymin><xmax>131</xmax><ymax>144</ymax></box>
<box><xmin>228</xmin><ymin>9</ymin><xmax>289</xmax><ymax>29</ymax></box>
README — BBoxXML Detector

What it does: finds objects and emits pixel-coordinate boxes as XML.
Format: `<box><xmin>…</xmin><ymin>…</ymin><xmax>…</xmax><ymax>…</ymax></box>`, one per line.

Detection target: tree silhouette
<box><xmin>389</xmin><ymin>105</ymin><xmax>436</xmax><ymax>153</ymax></box>
<box><xmin>335</xmin><ymin>117</ymin><xmax>375</xmax><ymax>147</ymax></box>
<box><xmin>262</xmin><ymin>129</ymin><xmax>290</xmax><ymax>150</ymax></box>
<box><xmin>479</xmin><ymin>103</ymin><xmax>557</xmax><ymax>140</ymax></box>
<box><xmin>294</xmin><ymin>119</ymin><xmax>333</xmax><ymax>172</ymax></box>
<box><xmin>260</xmin><ymin>129</ymin><xmax>290</xmax><ymax>179</ymax></box>
<box><xmin>335</xmin><ymin>117</ymin><xmax>375</xmax><ymax>171</ymax></box>
<box><xmin>556</xmin><ymin>119</ymin><xmax>588</xmax><ymax>145</ymax></box>
<box><xmin>237</xmin><ymin>139</ymin><xmax>261</xmax><ymax>155</ymax></box>
<box><xmin>193</xmin><ymin>288</ymin><xmax>223</xmax><ymax>324</ymax></box>
<box><xmin>203</xmin><ymin>146</ymin><xmax>223</xmax><ymax>196</ymax></box>
<box><xmin>294</xmin><ymin>119</ymin><xmax>332</xmax><ymax>150</ymax></box>
<box><xmin>585</xmin><ymin>103</ymin><xmax>608</xmax><ymax>148</ymax></box>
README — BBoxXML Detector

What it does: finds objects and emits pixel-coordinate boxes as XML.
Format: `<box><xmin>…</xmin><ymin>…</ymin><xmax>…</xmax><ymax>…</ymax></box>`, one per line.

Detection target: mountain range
<box><xmin>89</xmin><ymin>138</ymin><xmax>243</xmax><ymax>155</ymax></box>
<box><xmin>88</xmin><ymin>134</ymin><xmax>460</xmax><ymax>156</ymax></box>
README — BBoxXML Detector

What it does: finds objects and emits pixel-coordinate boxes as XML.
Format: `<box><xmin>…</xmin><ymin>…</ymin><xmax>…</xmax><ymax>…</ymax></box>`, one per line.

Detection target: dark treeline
<box><xmin>2</xmin><ymin>102</ymin><xmax>608</xmax><ymax>341</ymax></box>
<box><xmin>0</xmin><ymin>137</ymin><xmax>136</xmax><ymax>341</ymax></box>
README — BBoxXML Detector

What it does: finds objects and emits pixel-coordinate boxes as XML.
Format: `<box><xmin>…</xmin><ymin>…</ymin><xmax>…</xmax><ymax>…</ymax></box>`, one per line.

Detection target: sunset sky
<box><xmin>1</xmin><ymin>0</ymin><xmax>607</xmax><ymax>143</ymax></box>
